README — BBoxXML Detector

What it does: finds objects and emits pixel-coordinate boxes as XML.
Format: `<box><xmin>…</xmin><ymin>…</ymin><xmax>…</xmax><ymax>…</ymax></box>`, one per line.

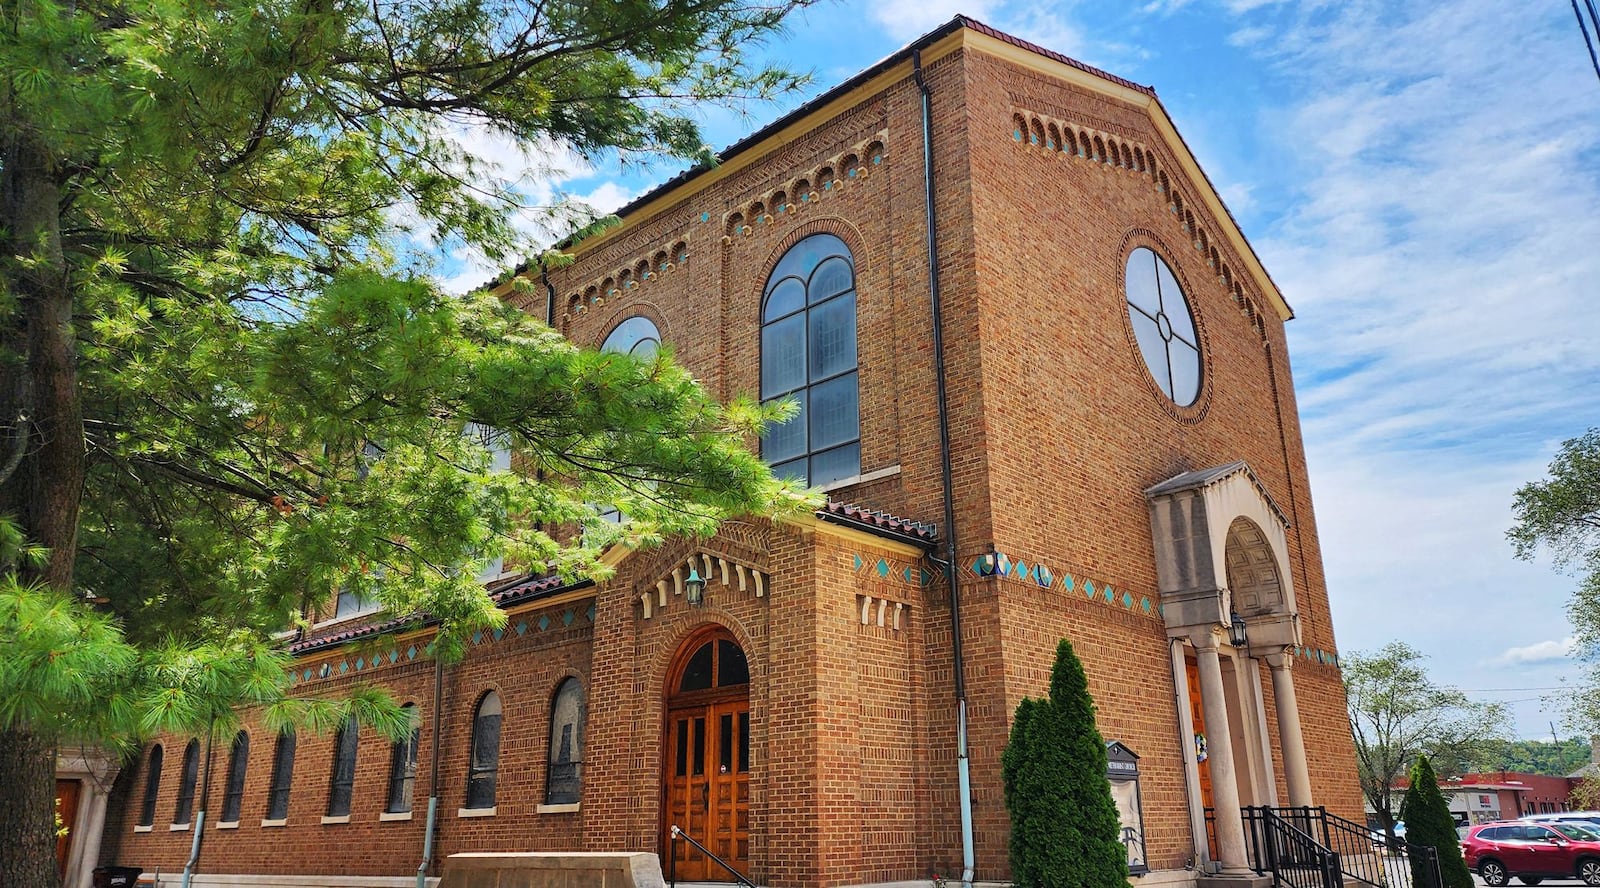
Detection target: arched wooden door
<box><xmin>663</xmin><ymin>629</ymin><xmax>751</xmax><ymax>882</ymax></box>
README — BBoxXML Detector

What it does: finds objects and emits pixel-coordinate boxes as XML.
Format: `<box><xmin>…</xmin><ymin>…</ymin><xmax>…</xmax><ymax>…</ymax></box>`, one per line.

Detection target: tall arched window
<box><xmin>137</xmin><ymin>745</ymin><xmax>163</xmax><ymax>827</ymax></box>
<box><xmin>173</xmin><ymin>739</ymin><xmax>200</xmax><ymax>825</ymax></box>
<box><xmin>545</xmin><ymin>679</ymin><xmax>585</xmax><ymax>805</ymax></box>
<box><xmin>760</xmin><ymin>234</ymin><xmax>860</xmax><ymax>486</ymax></box>
<box><xmin>220</xmin><ymin>731</ymin><xmax>249</xmax><ymax>823</ymax></box>
<box><xmin>385</xmin><ymin>704</ymin><xmax>422</xmax><ymax>814</ymax></box>
<box><xmin>326</xmin><ymin>716</ymin><xmax>358</xmax><ymax>817</ymax></box>
<box><xmin>465</xmin><ymin>691</ymin><xmax>502</xmax><ymax>810</ymax></box>
<box><xmin>265</xmin><ymin>730</ymin><xmax>296</xmax><ymax>821</ymax></box>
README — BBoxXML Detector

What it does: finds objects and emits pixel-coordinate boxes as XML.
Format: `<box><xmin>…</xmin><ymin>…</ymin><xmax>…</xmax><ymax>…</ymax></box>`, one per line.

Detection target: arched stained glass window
<box><xmin>1125</xmin><ymin>247</ymin><xmax>1202</xmax><ymax>406</ymax></box>
<box><xmin>173</xmin><ymin>739</ymin><xmax>200</xmax><ymax>825</ymax></box>
<box><xmin>601</xmin><ymin>316</ymin><xmax>661</xmax><ymax>359</ymax></box>
<box><xmin>220</xmin><ymin>731</ymin><xmax>249</xmax><ymax>823</ymax></box>
<box><xmin>265</xmin><ymin>730</ymin><xmax>296</xmax><ymax>821</ymax></box>
<box><xmin>385</xmin><ymin>704</ymin><xmax>422</xmax><ymax>814</ymax></box>
<box><xmin>760</xmin><ymin>234</ymin><xmax>860</xmax><ymax>486</ymax></box>
<box><xmin>545</xmin><ymin>679</ymin><xmax>585</xmax><ymax>805</ymax></box>
<box><xmin>138</xmin><ymin>745</ymin><xmax>164</xmax><ymax>827</ymax></box>
<box><xmin>326</xmin><ymin>716</ymin><xmax>358</xmax><ymax>817</ymax></box>
<box><xmin>465</xmin><ymin>691</ymin><xmax>502</xmax><ymax>809</ymax></box>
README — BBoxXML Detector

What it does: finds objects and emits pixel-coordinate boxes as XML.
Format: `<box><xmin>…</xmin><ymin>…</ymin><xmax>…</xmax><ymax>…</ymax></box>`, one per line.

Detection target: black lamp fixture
<box><xmin>685</xmin><ymin>566</ymin><xmax>705</xmax><ymax>607</ymax></box>
<box><xmin>1228</xmin><ymin>609</ymin><xmax>1248</xmax><ymax>648</ymax></box>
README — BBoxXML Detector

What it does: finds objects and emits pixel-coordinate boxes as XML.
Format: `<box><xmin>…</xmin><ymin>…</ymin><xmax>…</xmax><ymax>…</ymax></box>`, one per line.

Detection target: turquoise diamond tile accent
<box><xmin>876</xmin><ymin>558</ymin><xmax>890</xmax><ymax>578</ymax></box>
<box><xmin>972</xmin><ymin>555</ymin><xmax>989</xmax><ymax>575</ymax></box>
<box><xmin>1140</xmin><ymin>597</ymin><xmax>1151</xmax><ymax>614</ymax></box>
<box><xmin>1062</xmin><ymin>574</ymin><xmax>1074</xmax><ymax>592</ymax></box>
<box><xmin>586</xmin><ymin>604</ymin><xmax>596</xmax><ymax>622</ymax></box>
<box><xmin>406</xmin><ymin>645</ymin><xmax>417</xmax><ymax>660</ymax></box>
<box><xmin>303</xmin><ymin>669</ymin><xmax>312</xmax><ymax>681</ymax></box>
<box><xmin>492</xmin><ymin>627</ymin><xmax>504</xmax><ymax>641</ymax></box>
<box><xmin>853</xmin><ymin>554</ymin><xmax>863</xmax><ymax>571</ymax></box>
<box><xmin>1084</xmin><ymin>579</ymin><xmax>1096</xmax><ymax>599</ymax></box>
<box><xmin>873</xmin><ymin>154</ymin><xmax>882</xmax><ymax>164</ymax></box>
<box><xmin>1013</xmin><ymin>130</ymin><xmax>1023</xmax><ymax>140</ymax></box>
<box><xmin>472</xmin><ymin>630</ymin><xmax>483</xmax><ymax>645</ymax></box>
<box><xmin>920</xmin><ymin>568</ymin><xmax>933</xmax><ymax>586</ymax></box>
<box><xmin>515</xmin><ymin>621</ymin><xmax>527</xmax><ymax>636</ymax></box>
<box><xmin>338</xmin><ymin>661</ymin><xmax>348</xmax><ymax>674</ymax></box>
<box><xmin>355</xmin><ymin>657</ymin><xmax>365</xmax><ymax>671</ymax></box>
<box><xmin>1029</xmin><ymin>133</ymin><xmax>1039</xmax><ymax>144</ymax></box>
<box><xmin>700</xmin><ymin>212</ymin><xmax>710</xmax><ymax>222</ymax></box>
<box><xmin>1121</xmin><ymin>592</ymin><xmax>1133</xmax><ymax>608</ymax></box>
<box><xmin>562</xmin><ymin>609</ymin><xmax>575</xmax><ymax>626</ymax></box>
<box><xmin>1103</xmin><ymin>584</ymin><xmax>1115</xmax><ymax>603</ymax></box>
<box><xmin>388</xmin><ymin>650</ymin><xmax>398</xmax><ymax>664</ymax></box>
<box><xmin>538</xmin><ymin>615</ymin><xmax>551</xmax><ymax>632</ymax></box>
<box><xmin>903</xmin><ymin>567</ymin><xmax>915</xmax><ymax>584</ymax></box>
<box><xmin>1014</xmin><ymin>560</ymin><xmax>1028</xmax><ymax>578</ymax></box>
<box><xmin>823</xmin><ymin>181</ymin><xmax>832</xmax><ymax>190</ymax></box>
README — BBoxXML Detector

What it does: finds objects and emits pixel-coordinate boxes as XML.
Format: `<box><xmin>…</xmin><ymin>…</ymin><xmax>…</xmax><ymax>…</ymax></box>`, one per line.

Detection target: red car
<box><xmin>1461</xmin><ymin>820</ymin><xmax>1600</xmax><ymax>886</ymax></box>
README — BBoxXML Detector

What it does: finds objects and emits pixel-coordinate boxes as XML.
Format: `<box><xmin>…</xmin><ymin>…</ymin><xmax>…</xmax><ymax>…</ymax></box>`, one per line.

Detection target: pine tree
<box><xmin>1001</xmin><ymin>639</ymin><xmax>1131</xmax><ymax>888</ymax></box>
<box><xmin>0</xmin><ymin>0</ymin><xmax>817</xmax><ymax>879</ymax></box>
<box><xmin>1399</xmin><ymin>756</ymin><xmax>1473</xmax><ymax>888</ymax></box>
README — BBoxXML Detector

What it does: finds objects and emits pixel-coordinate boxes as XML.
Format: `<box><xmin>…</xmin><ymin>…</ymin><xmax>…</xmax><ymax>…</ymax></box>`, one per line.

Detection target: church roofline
<box><xmin>483</xmin><ymin>17</ymin><xmax>1291</xmax><ymax>321</ymax></box>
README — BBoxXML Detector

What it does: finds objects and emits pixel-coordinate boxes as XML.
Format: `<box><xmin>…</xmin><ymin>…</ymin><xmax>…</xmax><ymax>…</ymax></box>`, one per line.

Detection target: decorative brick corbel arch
<box><xmin>1144</xmin><ymin>460</ymin><xmax>1300</xmax><ymax>649</ymax></box>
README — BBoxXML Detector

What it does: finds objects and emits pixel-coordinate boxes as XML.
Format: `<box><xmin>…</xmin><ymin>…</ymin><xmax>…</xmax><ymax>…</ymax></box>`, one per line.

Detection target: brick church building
<box><xmin>104</xmin><ymin>17</ymin><xmax>1364</xmax><ymax>888</ymax></box>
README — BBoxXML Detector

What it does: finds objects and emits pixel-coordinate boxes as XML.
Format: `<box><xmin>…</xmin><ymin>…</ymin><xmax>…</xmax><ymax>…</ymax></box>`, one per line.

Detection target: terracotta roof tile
<box><xmin>819</xmin><ymin>501</ymin><xmax>939</xmax><ymax>545</ymax></box>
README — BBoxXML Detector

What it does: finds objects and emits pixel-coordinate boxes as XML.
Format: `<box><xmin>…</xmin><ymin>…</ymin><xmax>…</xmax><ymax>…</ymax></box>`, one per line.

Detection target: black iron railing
<box><xmin>1268</xmin><ymin>806</ymin><xmax>1443</xmax><ymax>888</ymax></box>
<box><xmin>1239</xmin><ymin>806</ymin><xmax>1343</xmax><ymax>888</ymax></box>
<box><xmin>668</xmin><ymin>824</ymin><xmax>757</xmax><ymax>888</ymax></box>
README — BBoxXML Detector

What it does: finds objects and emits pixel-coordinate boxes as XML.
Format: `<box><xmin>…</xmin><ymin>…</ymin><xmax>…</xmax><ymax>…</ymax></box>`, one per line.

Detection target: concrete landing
<box><xmin>438</xmin><ymin>853</ymin><xmax>665</xmax><ymax>888</ymax></box>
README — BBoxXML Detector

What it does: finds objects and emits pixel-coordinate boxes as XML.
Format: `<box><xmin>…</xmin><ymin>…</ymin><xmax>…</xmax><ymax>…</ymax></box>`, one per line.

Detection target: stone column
<box><xmin>1192</xmin><ymin>629</ymin><xmax>1252</xmax><ymax>875</ymax></box>
<box><xmin>1264</xmin><ymin>649</ymin><xmax>1314</xmax><ymax>808</ymax></box>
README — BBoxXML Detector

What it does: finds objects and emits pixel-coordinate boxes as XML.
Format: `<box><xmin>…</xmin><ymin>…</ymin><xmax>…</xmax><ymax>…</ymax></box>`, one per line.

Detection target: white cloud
<box><xmin>1218</xmin><ymin>0</ymin><xmax>1600</xmax><ymax>734</ymax></box>
<box><xmin>870</xmin><ymin>0</ymin><xmax>1001</xmax><ymax>41</ymax></box>
<box><xmin>1498</xmin><ymin>637</ymin><xmax>1577</xmax><ymax>666</ymax></box>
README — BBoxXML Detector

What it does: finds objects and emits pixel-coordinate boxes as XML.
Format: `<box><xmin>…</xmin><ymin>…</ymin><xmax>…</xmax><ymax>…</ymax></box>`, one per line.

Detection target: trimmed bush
<box><xmin>1400</xmin><ymin>755</ymin><xmax>1473</xmax><ymax>888</ymax></box>
<box><xmin>1001</xmin><ymin>639</ymin><xmax>1130</xmax><ymax>888</ymax></box>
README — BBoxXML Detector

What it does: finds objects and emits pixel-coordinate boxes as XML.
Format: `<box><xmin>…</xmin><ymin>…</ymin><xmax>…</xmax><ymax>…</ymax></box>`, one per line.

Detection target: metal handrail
<box><xmin>1239</xmin><ymin>806</ymin><xmax>1343</xmax><ymax>888</ymax></box>
<box><xmin>1262</xmin><ymin>805</ymin><xmax>1443</xmax><ymax>888</ymax></box>
<box><xmin>668</xmin><ymin>824</ymin><xmax>757</xmax><ymax>888</ymax></box>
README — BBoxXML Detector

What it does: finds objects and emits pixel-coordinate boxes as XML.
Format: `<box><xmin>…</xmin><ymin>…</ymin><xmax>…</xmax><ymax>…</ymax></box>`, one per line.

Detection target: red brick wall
<box><xmin>113</xmin><ymin>34</ymin><xmax>1366</xmax><ymax>888</ymax></box>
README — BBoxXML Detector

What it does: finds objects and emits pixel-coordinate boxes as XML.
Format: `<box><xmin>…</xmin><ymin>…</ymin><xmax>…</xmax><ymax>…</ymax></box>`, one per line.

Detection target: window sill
<box><xmin>457</xmin><ymin>807</ymin><xmax>496</xmax><ymax>818</ymax></box>
<box><xmin>169</xmin><ymin>823</ymin><xmax>191</xmax><ymax>832</ymax></box>
<box><xmin>215</xmin><ymin>821</ymin><xmax>239</xmax><ymax>830</ymax></box>
<box><xmin>820</xmin><ymin>463</ymin><xmax>901</xmax><ymax>492</ymax></box>
<box><xmin>320</xmin><ymin>814</ymin><xmax>351</xmax><ymax>825</ymax></box>
<box><xmin>379</xmin><ymin>811</ymin><xmax>413</xmax><ymax>822</ymax></box>
<box><xmin>133</xmin><ymin>825</ymin><xmax>153</xmax><ymax>834</ymax></box>
<box><xmin>260</xmin><ymin>818</ymin><xmax>287</xmax><ymax>828</ymax></box>
<box><xmin>535</xmin><ymin>803</ymin><xmax>579</xmax><ymax>814</ymax></box>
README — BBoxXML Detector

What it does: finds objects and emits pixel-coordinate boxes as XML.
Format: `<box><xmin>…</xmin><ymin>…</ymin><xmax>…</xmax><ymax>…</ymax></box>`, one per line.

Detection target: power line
<box><xmin>1574</xmin><ymin>0</ymin><xmax>1600</xmax><ymax>84</ymax></box>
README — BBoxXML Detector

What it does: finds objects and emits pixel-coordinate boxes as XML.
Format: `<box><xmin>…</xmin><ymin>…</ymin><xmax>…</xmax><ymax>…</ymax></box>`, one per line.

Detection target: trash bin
<box><xmin>92</xmin><ymin>865</ymin><xmax>143</xmax><ymax>887</ymax></box>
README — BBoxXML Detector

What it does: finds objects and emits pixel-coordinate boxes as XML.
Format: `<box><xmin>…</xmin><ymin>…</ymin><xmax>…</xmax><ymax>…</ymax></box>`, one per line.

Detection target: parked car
<box><xmin>1461</xmin><ymin>820</ymin><xmax>1600</xmax><ymax>886</ymax></box>
<box><xmin>1370</xmin><ymin>821</ymin><xmax>1406</xmax><ymax>849</ymax></box>
<box><xmin>1523</xmin><ymin>812</ymin><xmax>1600</xmax><ymax>831</ymax></box>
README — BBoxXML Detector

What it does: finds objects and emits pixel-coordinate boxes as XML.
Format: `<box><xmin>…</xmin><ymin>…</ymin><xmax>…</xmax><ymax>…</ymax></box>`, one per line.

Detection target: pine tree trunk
<box><xmin>0</xmin><ymin>728</ymin><xmax>64</xmax><ymax>888</ymax></box>
<box><xmin>1</xmin><ymin>74</ymin><xmax>83</xmax><ymax>888</ymax></box>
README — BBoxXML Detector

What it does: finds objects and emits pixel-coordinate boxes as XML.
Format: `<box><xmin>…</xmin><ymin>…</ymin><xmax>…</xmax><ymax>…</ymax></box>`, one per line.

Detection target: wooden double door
<box><xmin>663</xmin><ymin>631</ymin><xmax>751</xmax><ymax>882</ymax></box>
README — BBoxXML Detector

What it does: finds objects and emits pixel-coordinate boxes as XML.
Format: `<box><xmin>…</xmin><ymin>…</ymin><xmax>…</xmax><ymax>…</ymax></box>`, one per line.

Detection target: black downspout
<box><xmin>539</xmin><ymin>258</ymin><xmax>557</xmax><ymax>327</ymax></box>
<box><xmin>416</xmin><ymin>654</ymin><xmax>445</xmax><ymax>888</ymax></box>
<box><xmin>913</xmin><ymin>48</ymin><xmax>976</xmax><ymax>888</ymax></box>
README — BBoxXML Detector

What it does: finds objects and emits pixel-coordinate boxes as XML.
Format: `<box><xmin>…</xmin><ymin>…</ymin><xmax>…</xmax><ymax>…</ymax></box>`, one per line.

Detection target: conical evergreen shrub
<box><xmin>1001</xmin><ymin>639</ymin><xmax>1130</xmax><ymax>888</ymax></box>
<box><xmin>1400</xmin><ymin>756</ymin><xmax>1473</xmax><ymax>888</ymax></box>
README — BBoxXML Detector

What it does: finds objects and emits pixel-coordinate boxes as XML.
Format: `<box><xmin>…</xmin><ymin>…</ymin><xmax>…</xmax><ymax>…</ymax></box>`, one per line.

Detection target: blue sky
<box><xmin>440</xmin><ymin>0</ymin><xmax>1600</xmax><ymax>740</ymax></box>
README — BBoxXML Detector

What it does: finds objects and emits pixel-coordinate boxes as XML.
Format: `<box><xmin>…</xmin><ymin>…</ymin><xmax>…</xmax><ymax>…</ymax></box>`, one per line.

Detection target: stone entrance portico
<box><xmin>1147</xmin><ymin>461</ymin><xmax>1315</xmax><ymax>880</ymax></box>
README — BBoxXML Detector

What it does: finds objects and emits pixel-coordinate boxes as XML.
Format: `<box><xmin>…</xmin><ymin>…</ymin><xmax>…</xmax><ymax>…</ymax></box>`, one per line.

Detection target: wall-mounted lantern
<box><xmin>1107</xmin><ymin>740</ymin><xmax>1149</xmax><ymax>875</ymax></box>
<box><xmin>685</xmin><ymin>567</ymin><xmax>705</xmax><ymax>607</ymax></box>
<box><xmin>1228</xmin><ymin>609</ymin><xmax>1249</xmax><ymax>648</ymax></box>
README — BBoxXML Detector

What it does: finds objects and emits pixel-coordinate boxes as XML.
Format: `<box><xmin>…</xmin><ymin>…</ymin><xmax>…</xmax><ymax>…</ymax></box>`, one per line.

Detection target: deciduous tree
<box><xmin>0</xmin><ymin>0</ymin><xmax>814</xmax><ymax>881</ymax></box>
<box><xmin>1344</xmin><ymin>642</ymin><xmax>1508</xmax><ymax>848</ymax></box>
<box><xmin>1510</xmin><ymin>428</ymin><xmax>1600</xmax><ymax>734</ymax></box>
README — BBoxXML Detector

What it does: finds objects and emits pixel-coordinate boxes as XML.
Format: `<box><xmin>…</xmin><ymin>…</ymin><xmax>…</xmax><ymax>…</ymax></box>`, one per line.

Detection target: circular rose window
<box><xmin>1125</xmin><ymin>247</ymin><xmax>1202</xmax><ymax>406</ymax></box>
